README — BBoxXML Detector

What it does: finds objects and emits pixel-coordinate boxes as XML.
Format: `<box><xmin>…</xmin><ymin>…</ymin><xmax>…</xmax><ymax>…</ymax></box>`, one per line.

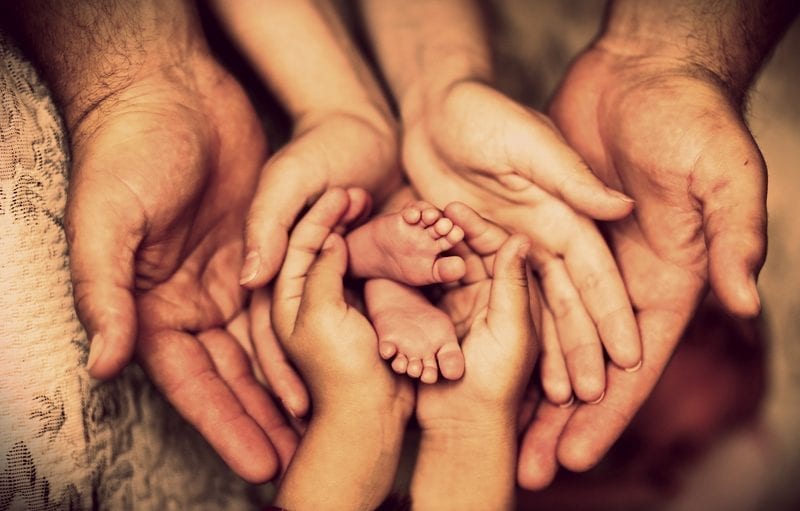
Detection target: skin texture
<box><xmin>271</xmin><ymin>188</ymin><xmax>413</xmax><ymax>511</ymax></box>
<box><xmin>7</xmin><ymin>0</ymin><xmax>298</xmax><ymax>483</ymax></box>
<box><xmin>517</xmin><ymin>0</ymin><xmax>798</xmax><ymax>488</ymax></box>
<box><xmin>360</xmin><ymin>0</ymin><xmax>643</xmax><ymax>407</ymax></box>
<box><xmin>412</xmin><ymin>204</ymin><xmax>537</xmax><ymax>511</ymax></box>
<box><xmin>210</xmin><ymin>0</ymin><xmax>402</xmax><ymax>421</ymax></box>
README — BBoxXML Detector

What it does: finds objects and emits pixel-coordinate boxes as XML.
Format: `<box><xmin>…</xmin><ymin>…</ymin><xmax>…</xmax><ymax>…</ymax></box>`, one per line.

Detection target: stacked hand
<box><xmin>403</xmin><ymin>80</ymin><xmax>642</xmax><ymax>403</ymax></box>
<box><xmin>69</xmin><ymin>56</ymin><xmax>296</xmax><ymax>483</ymax></box>
<box><xmin>518</xmin><ymin>45</ymin><xmax>767</xmax><ymax>487</ymax></box>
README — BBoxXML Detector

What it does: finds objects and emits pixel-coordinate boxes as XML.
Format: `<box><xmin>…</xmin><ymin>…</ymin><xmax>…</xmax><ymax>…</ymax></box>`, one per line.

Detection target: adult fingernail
<box><xmin>606</xmin><ymin>187</ymin><xmax>634</xmax><ymax>203</ymax></box>
<box><xmin>587</xmin><ymin>391</ymin><xmax>605</xmax><ymax>405</ymax></box>
<box><xmin>239</xmin><ymin>251</ymin><xmax>260</xmax><ymax>285</ymax></box>
<box><xmin>558</xmin><ymin>395</ymin><xmax>575</xmax><ymax>408</ymax></box>
<box><xmin>625</xmin><ymin>359</ymin><xmax>643</xmax><ymax>373</ymax></box>
<box><xmin>86</xmin><ymin>334</ymin><xmax>106</xmax><ymax>373</ymax></box>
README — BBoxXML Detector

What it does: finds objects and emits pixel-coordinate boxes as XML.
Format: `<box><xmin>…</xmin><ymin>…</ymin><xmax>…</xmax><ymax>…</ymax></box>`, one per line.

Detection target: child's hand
<box><xmin>403</xmin><ymin>80</ymin><xmax>642</xmax><ymax>404</ymax></box>
<box><xmin>411</xmin><ymin>204</ymin><xmax>536</xmax><ymax>511</ymax></box>
<box><xmin>271</xmin><ymin>188</ymin><xmax>414</xmax><ymax>417</ymax></box>
<box><xmin>269</xmin><ymin>191</ymin><xmax>413</xmax><ymax>510</ymax></box>
<box><xmin>416</xmin><ymin>204</ymin><xmax>538</xmax><ymax>429</ymax></box>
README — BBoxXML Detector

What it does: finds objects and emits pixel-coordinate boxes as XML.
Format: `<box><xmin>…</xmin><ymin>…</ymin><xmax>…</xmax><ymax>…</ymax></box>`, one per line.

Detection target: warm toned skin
<box><xmin>271</xmin><ymin>188</ymin><xmax>413</xmax><ymax>510</ymax></box>
<box><xmin>5</xmin><ymin>0</ymin><xmax>297</xmax><ymax>482</ymax></box>
<box><xmin>208</xmin><ymin>0</ymin><xmax>403</xmax><ymax>423</ymax></box>
<box><xmin>359</xmin><ymin>0</ymin><xmax>643</xmax><ymax>407</ymax></box>
<box><xmin>517</xmin><ymin>0</ymin><xmax>797</xmax><ymax>488</ymax></box>
<box><xmin>269</xmin><ymin>189</ymin><xmax>538</xmax><ymax>510</ymax></box>
<box><xmin>412</xmin><ymin>205</ymin><xmax>538</xmax><ymax>511</ymax></box>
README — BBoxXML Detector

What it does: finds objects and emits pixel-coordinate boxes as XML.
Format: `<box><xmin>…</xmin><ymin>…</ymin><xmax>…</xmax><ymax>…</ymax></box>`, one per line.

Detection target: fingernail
<box><xmin>86</xmin><ymin>334</ymin><xmax>106</xmax><ymax>372</ymax></box>
<box><xmin>239</xmin><ymin>251</ymin><xmax>260</xmax><ymax>285</ymax></box>
<box><xmin>280</xmin><ymin>398</ymin><xmax>298</xmax><ymax>420</ymax></box>
<box><xmin>606</xmin><ymin>187</ymin><xmax>634</xmax><ymax>203</ymax></box>
<box><xmin>558</xmin><ymin>395</ymin><xmax>575</xmax><ymax>408</ymax></box>
<box><xmin>587</xmin><ymin>391</ymin><xmax>605</xmax><ymax>405</ymax></box>
<box><xmin>625</xmin><ymin>359</ymin><xmax>643</xmax><ymax>373</ymax></box>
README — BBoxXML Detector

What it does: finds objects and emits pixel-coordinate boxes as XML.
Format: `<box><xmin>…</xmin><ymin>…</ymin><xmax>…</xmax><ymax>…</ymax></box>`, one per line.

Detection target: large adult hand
<box><xmin>403</xmin><ymin>80</ymin><xmax>642</xmax><ymax>403</ymax></box>
<box><xmin>68</xmin><ymin>55</ymin><xmax>297</xmax><ymax>482</ymax></box>
<box><xmin>518</xmin><ymin>45</ymin><xmax>767</xmax><ymax>487</ymax></box>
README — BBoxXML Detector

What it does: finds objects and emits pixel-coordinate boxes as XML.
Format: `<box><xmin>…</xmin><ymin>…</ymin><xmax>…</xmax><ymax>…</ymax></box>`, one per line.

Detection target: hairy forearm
<box><xmin>210</xmin><ymin>0</ymin><xmax>391</xmax><ymax>125</ymax></box>
<box><xmin>411</xmin><ymin>422</ymin><xmax>516</xmax><ymax>511</ymax></box>
<box><xmin>4</xmin><ymin>0</ymin><xmax>209</xmax><ymax>127</ymax></box>
<box><xmin>359</xmin><ymin>0</ymin><xmax>492</xmax><ymax>119</ymax></box>
<box><xmin>600</xmin><ymin>0</ymin><xmax>799</xmax><ymax>96</ymax></box>
<box><xmin>276</xmin><ymin>407</ymin><xmax>407</xmax><ymax>510</ymax></box>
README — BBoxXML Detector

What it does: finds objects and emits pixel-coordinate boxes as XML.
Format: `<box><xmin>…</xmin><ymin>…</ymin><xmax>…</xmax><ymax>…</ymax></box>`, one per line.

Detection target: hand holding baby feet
<box><xmin>345</xmin><ymin>201</ymin><xmax>466</xmax><ymax>285</ymax></box>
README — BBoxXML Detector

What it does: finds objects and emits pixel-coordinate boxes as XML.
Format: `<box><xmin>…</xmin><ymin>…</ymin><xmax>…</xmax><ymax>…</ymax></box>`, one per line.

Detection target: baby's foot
<box><xmin>365</xmin><ymin>278</ymin><xmax>464</xmax><ymax>383</ymax></box>
<box><xmin>346</xmin><ymin>201</ymin><xmax>466</xmax><ymax>285</ymax></box>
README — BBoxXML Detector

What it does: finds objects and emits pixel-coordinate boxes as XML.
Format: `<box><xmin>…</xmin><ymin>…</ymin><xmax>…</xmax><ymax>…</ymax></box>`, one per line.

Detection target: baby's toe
<box><xmin>391</xmin><ymin>353</ymin><xmax>409</xmax><ymax>374</ymax></box>
<box><xmin>437</xmin><ymin>342</ymin><xmax>465</xmax><ymax>380</ymax></box>
<box><xmin>421</xmin><ymin>207</ymin><xmax>442</xmax><ymax>226</ymax></box>
<box><xmin>379</xmin><ymin>341</ymin><xmax>398</xmax><ymax>360</ymax></box>
<box><xmin>420</xmin><ymin>358</ymin><xmax>439</xmax><ymax>384</ymax></box>
<box><xmin>401</xmin><ymin>207</ymin><xmax>422</xmax><ymax>224</ymax></box>
<box><xmin>406</xmin><ymin>358</ymin><xmax>423</xmax><ymax>378</ymax></box>
<box><xmin>432</xmin><ymin>217</ymin><xmax>453</xmax><ymax>236</ymax></box>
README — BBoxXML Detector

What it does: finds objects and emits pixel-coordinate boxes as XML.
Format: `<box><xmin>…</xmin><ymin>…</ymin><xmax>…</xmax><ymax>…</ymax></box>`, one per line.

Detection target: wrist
<box><xmin>314</xmin><ymin>387</ymin><xmax>414</xmax><ymax>428</ymax></box>
<box><xmin>14</xmin><ymin>0</ymin><xmax>212</xmax><ymax>130</ymax></box>
<box><xmin>397</xmin><ymin>55</ymin><xmax>493</xmax><ymax>126</ymax></box>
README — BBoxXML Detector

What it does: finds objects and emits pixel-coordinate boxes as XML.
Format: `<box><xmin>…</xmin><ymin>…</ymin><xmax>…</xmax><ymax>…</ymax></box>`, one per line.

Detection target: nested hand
<box><xmin>271</xmin><ymin>188</ymin><xmax>414</xmax><ymax>414</ymax></box>
<box><xmin>416</xmin><ymin>203</ymin><xmax>537</xmax><ymax>427</ymax></box>
<box><xmin>518</xmin><ymin>46</ymin><xmax>767</xmax><ymax>488</ymax></box>
<box><xmin>403</xmin><ymin>80</ymin><xmax>642</xmax><ymax>403</ymax></box>
<box><xmin>68</xmin><ymin>59</ymin><xmax>296</xmax><ymax>483</ymax></box>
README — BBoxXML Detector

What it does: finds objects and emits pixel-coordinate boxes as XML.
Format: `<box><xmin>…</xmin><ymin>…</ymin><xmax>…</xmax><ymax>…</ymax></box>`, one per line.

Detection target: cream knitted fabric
<box><xmin>0</xmin><ymin>30</ymin><xmax>262</xmax><ymax>511</ymax></box>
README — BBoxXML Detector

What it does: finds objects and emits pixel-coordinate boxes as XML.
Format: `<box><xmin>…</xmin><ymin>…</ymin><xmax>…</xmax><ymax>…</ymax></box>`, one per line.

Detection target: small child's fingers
<box><xmin>340</xmin><ymin>187</ymin><xmax>372</xmax><ymax>228</ymax></box>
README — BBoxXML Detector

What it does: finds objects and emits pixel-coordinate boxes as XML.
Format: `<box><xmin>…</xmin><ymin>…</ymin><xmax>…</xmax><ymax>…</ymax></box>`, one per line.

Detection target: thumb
<box><xmin>696</xmin><ymin>125</ymin><xmax>767</xmax><ymax>318</ymax></box>
<box><xmin>67</xmin><ymin>185</ymin><xmax>142</xmax><ymax>380</ymax></box>
<box><xmin>302</xmin><ymin>233</ymin><xmax>349</xmax><ymax>312</ymax></box>
<box><xmin>487</xmin><ymin>234</ymin><xmax>534</xmax><ymax>329</ymax></box>
<box><xmin>507</xmin><ymin>117</ymin><xmax>634</xmax><ymax>221</ymax></box>
<box><xmin>240</xmin><ymin>153</ymin><xmax>324</xmax><ymax>288</ymax></box>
